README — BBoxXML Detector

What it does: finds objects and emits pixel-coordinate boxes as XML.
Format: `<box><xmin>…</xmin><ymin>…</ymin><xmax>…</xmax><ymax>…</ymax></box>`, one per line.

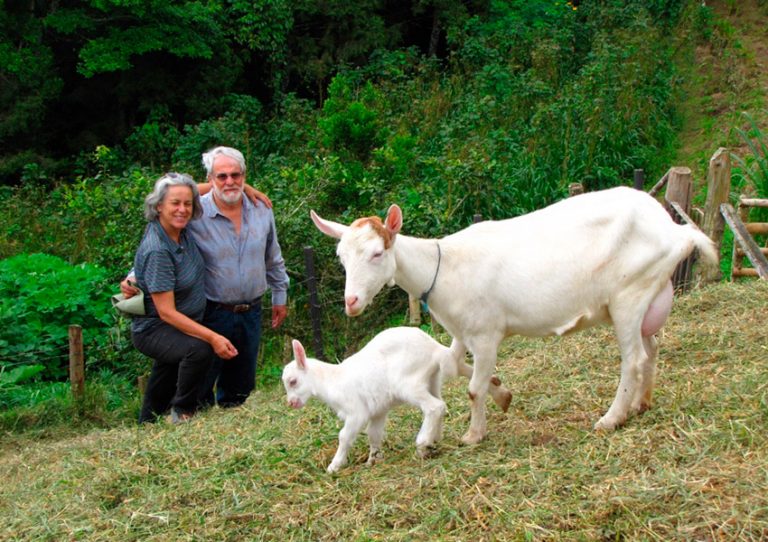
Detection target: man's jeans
<box><xmin>199</xmin><ymin>302</ymin><xmax>263</xmax><ymax>408</ymax></box>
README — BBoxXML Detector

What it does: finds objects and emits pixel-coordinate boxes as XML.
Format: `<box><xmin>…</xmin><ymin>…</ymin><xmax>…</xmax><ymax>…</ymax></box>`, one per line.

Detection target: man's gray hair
<box><xmin>143</xmin><ymin>172</ymin><xmax>202</xmax><ymax>221</ymax></box>
<box><xmin>201</xmin><ymin>146</ymin><xmax>247</xmax><ymax>176</ymax></box>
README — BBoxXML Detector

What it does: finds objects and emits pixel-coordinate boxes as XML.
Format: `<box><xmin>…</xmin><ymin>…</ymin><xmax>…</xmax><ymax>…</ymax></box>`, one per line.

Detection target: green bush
<box><xmin>0</xmin><ymin>253</ymin><xmax>114</xmax><ymax>381</ymax></box>
<box><xmin>319</xmin><ymin>75</ymin><xmax>384</xmax><ymax>162</ymax></box>
<box><xmin>123</xmin><ymin>106</ymin><xmax>181</xmax><ymax>171</ymax></box>
<box><xmin>0</xmin><ymin>167</ymin><xmax>152</xmax><ymax>273</ymax></box>
<box><xmin>173</xmin><ymin>93</ymin><xmax>266</xmax><ymax>175</ymax></box>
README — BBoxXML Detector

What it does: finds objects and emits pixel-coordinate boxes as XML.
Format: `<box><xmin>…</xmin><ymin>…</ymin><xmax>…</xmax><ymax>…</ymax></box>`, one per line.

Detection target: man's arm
<box><xmin>265</xmin><ymin>213</ymin><xmax>290</xmax><ymax>329</ymax></box>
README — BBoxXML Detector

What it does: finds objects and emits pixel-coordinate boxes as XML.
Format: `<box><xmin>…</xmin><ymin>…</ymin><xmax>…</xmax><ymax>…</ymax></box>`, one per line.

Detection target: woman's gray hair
<box><xmin>201</xmin><ymin>146</ymin><xmax>247</xmax><ymax>177</ymax></box>
<box><xmin>143</xmin><ymin>172</ymin><xmax>202</xmax><ymax>221</ymax></box>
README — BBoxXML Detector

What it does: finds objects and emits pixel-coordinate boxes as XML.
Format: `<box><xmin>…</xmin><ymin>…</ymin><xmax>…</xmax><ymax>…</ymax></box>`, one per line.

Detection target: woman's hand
<box><xmin>244</xmin><ymin>185</ymin><xmax>272</xmax><ymax>208</ymax></box>
<box><xmin>120</xmin><ymin>277</ymin><xmax>139</xmax><ymax>297</ymax></box>
<box><xmin>152</xmin><ymin>291</ymin><xmax>239</xmax><ymax>359</ymax></box>
<box><xmin>212</xmin><ymin>334</ymin><xmax>238</xmax><ymax>359</ymax></box>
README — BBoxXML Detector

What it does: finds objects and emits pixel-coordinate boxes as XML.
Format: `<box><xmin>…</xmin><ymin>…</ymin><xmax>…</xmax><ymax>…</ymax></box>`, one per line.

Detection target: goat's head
<box><xmin>311</xmin><ymin>205</ymin><xmax>403</xmax><ymax>316</ymax></box>
<box><xmin>281</xmin><ymin>339</ymin><xmax>314</xmax><ymax>409</ymax></box>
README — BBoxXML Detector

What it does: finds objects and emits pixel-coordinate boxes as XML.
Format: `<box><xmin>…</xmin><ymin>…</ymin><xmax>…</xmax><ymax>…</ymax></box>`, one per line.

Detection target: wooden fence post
<box><xmin>664</xmin><ymin>167</ymin><xmax>693</xmax><ymax>290</ymax></box>
<box><xmin>68</xmin><ymin>324</ymin><xmax>84</xmax><ymax>402</ymax></box>
<box><xmin>664</xmin><ymin>167</ymin><xmax>692</xmax><ymax>217</ymax></box>
<box><xmin>700</xmin><ymin>148</ymin><xmax>731</xmax><ymax>283</ymax></box>
<box><xmin>408</xmin><ymin>296</ymin><xmax>421</xmax><ymax>325</ymax></box>
<box><xmin>303</xmin><ymin>246</ymin><xmax>325</xmax><ymax>360</ymax></box>
<box><xmin>633</xmin><ymin>169</ymin><xmax>644</xmax><ymax>190</ymax></box>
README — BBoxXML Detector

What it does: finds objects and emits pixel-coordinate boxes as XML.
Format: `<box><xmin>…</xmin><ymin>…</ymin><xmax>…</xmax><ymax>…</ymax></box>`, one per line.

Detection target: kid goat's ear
<box><xmin>292</xmin><ymin>339</ymin><xmax>307</xmax><ymax>370</ymax></box>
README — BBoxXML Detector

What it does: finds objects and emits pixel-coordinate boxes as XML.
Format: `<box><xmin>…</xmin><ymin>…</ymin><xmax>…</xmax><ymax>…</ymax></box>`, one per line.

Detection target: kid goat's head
<box><xmin>281</xmin><ymin>339</ymin><xmax>313</xmax><ymax>409</ymax></box>
<box><xmin>310</xmin><ymin>205</ymin><xmax>402</xmax><ymax>316</ymax></box>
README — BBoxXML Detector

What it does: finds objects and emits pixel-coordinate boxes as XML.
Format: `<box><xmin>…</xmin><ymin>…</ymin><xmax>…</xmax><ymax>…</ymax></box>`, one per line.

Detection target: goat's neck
<box><xmin>306</xmin><ymin>359</ymin><xmax>345</xmax><ymax>404</ymax></box>
<box><xmin>394</xmin><ymin>234</ymin><xmax>444</xmax><ymax>303</ymax></box>
<box><xmin>307</xmin><ymin>359</ymin><xmax>348</xmax><ymax>412</ymax></box>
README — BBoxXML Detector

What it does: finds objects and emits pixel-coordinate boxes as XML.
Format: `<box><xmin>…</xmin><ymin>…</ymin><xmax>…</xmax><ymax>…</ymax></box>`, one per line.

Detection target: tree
<box><xmin>0</xmin><ymin>3</ymin><xmax>63</xmax><ymax>180</ymax></box>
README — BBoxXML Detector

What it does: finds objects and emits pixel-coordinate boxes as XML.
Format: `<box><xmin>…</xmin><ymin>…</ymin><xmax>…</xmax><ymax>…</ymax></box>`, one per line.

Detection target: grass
<box><xmin>674</xmin><ymin>0</ymin><xmax>768</xmax><ymax>188</ymax></box>
<box><xmin>2</xmin><ymin>280</ymin><xmax>767</xmax><ymax>541</ymax></box>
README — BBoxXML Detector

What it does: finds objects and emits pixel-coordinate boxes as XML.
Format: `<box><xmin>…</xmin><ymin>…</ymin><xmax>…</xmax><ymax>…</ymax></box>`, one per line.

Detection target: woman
<box><xmin>131</xmin><ymin>172</ymin><xmax>237</xmax><ymax>423</ymax></box>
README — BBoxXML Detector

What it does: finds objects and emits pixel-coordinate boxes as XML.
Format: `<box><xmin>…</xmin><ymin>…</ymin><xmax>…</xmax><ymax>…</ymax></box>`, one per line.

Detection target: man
<box><xmin>123</xmin><ymin>146</ymin><xmax>289</xmax><ymax>408</ymax></box>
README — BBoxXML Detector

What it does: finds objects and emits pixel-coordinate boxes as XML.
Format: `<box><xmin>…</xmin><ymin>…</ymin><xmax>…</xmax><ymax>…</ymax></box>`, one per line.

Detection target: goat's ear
<box><xmin>385</xmin><ymin>204</ymin><xmax>403</xmax><ymax>235</ymax></box>
<box><xmin>310</xmin><ymin>210</ymin><xmax>347</xmax><ymax>239</ymax></box>
<box><xmin>292</xmin><ymin>339</ymin><xmax>308</xmax><ymax>370</ymax></box>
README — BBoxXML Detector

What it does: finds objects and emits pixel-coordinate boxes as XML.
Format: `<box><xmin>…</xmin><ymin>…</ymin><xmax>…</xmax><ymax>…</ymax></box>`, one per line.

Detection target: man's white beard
<box><xmin>215</xmin><ymin>186</ymin><xmax>244</xmax><ymax>205</ymax></box>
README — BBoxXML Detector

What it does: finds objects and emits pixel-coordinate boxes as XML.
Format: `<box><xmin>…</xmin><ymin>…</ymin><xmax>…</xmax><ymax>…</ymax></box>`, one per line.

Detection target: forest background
<box><xmin>0</xmin><ymin>0</ymin><xmax>766</xmax><ymax>430</ymax></box>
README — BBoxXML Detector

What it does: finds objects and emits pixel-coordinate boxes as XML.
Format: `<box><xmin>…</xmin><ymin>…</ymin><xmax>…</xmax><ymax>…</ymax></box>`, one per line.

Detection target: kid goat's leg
<box><xmin>328</xmin><ymin>417</ymin><xmax>366</xmax><ymax>473</ymax></box>
<box><xmin>366</xmin><ymin>413</ymin><xmax>387</xmax><ymax>465</ymax></box>
<box><xmin>407</xmin><ymin>390</ymin><xmax>446</xmax><ymax>457</ymax></box>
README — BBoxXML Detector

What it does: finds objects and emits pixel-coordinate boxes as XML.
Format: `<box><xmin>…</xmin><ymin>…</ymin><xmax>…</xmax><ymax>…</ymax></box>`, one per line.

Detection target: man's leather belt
<box><xmin>216</xmin><ymin>298</ymin><xmax>261</xmax><ymax>313</ymax></box>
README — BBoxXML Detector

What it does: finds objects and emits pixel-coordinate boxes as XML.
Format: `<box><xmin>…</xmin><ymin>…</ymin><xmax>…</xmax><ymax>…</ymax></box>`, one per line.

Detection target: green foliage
<box><xmin>0</xmin><ymin>364</ymin><xmax>45</xmax><ymax>388</ymax></box>
<box><xmin>0</xmin><ymin>7</ymin><xmax>64</xmax><ymax>181</ymax></box>
<box><xmin>732</xmin><ymin>111</ymin><xmax>768</xmax><ymax>198</ymax></box>
<box><xmin>0</xmin><ymin>369</ymin><xmax>140</xmax><ymax>430</ymax></box>
<box><xmin>285</xmin><ymin>0</ymin><xmax>399</xmax><ymax>98</ymax></box>
<box><xmin>319</xmin><ymin>75</ymin><xmax>384</xmax><ymax>161</ymax></box>
<box><xmin>0</xmin><ymin>166</ymin><xmax>152</xmax><ymax>272</ymax></box>
<box><xmin>173</xmin><ymin>94</ymin><xmax>266</xmax><ymax>173</ymax></box>
<box><xmin>228</xmin><ymin>0</ymin><xmax>293</xmax><ymax>58</ymax></box>
<box><xmin>691</xmin><ymin>1</ymin><xmax>715</xmax><ymax>41</ymax></box>
<box><xmin>44</xmin><ymin>0</ymin><xmax>222</xmax><ymax>77</ymax></box>
<box><xmin>0</xmin><ymin>254</ymin><xmax>114</xmax><ymax>381</ymax></box>
<box><xmin>123</xmin><ymin>106</ymin><xmax>181</xmax><ymax>170</ymax></box>
<box><xmin>732</xmin><ymin>111</ymin><xmax>768</xmax><ymax>229</ymax></box>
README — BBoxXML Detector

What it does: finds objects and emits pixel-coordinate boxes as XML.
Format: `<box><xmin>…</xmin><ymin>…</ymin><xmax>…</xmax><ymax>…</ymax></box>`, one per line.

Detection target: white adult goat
<box><xmin>311</xmin><ymin>186</ymin><xmax>718</xmax><ymax>445</ymax></box>
<box><xmin>282</xmin><ymin>327</ymin><xmax>451</xmax><ymax>473</ymax></box>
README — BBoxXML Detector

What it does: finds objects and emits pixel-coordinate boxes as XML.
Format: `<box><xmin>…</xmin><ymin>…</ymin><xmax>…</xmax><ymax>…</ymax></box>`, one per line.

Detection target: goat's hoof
<box><xmin>367</xmin><ymin>450</ymin><xmax>384</xmax><ymax>466</ymax></box>
<box><xmin>417</xmin><ymin>445</ymin><xmax>439</xmax><ymax>459</ymax></box>
<box><xmin>594</xmin><ymin>415</ymin><xmax>623</xmax><ymax>432</ymax></box>
<box><xmin>460</xmin><ymin>430</ymin><xmax>485</xmax><ymax>446</ymax></box>
<box><xmin>495</xmin><ymin>390</ymin><xmax>513</xmax><ymax>413</ymax></box>
<box><xmin>630</xmin><ymin>401</ymin><xmax>651</xmax><ymax>415</ymax></box>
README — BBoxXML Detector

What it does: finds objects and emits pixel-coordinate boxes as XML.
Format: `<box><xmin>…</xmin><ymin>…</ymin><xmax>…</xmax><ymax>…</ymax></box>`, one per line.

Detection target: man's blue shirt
<box><xmin>189</xmin><ymin>193</ymin><xmax>289</xmax><ymax>305</ymax></box>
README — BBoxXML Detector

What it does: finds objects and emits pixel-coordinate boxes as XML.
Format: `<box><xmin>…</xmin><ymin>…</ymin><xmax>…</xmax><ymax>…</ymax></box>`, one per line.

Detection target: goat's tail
<box><xmin>686</xmin><ymin>225</ymin><xmax>719</xmax><ymax>268</ymax></box>
<box><xmin>428</xmin><ymin>362</ymin><xmax>444</xmax><ymax>400</ymax></box>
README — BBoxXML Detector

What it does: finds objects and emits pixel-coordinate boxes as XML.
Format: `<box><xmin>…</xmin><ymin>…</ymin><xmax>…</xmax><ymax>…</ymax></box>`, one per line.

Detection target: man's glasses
<box><xmin>214</xmin><ymin>172</ymin><xmax>243</xmax><ymax>181</ymax></box>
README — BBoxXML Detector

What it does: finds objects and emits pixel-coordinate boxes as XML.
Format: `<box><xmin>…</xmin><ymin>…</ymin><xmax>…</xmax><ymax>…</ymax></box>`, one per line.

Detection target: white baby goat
<box><xmin>311</xmin><ymin>186</ymin><xmax>719</xmax><ymax>445</ymax></box>
<box><xmin>282</xmin><ymin>327</ymin><xmax>452</xmax><ymax>473</ymax></box>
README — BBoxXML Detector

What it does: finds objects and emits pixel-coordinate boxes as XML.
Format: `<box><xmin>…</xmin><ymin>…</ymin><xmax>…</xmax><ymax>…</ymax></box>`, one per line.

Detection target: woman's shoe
<box><xmin>170</xmin><ymin>408</ymin><xmax>194</xmax><ymax>424</ymax></box>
